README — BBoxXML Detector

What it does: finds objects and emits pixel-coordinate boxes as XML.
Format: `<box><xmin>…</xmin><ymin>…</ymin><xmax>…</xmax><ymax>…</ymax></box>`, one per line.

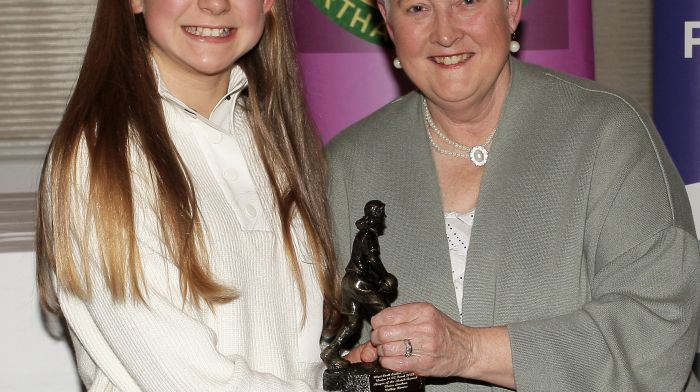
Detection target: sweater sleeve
<box><xmin>508</xmin><ymin>227</ymin><xmax>699</xmax><ymax>391</ymax></box>
<box><xmin>59</xmin><ymin>281</ymin><xmax>324</xmax><ymax>392</ymax></box>
<box><xmin>56</xmin><ymin>150</ymin><xmax>325</xmax><ymax>392</ymax></box>
<box><xmin>508</xmin><ymin>99</ymin><xmax>700</xmax><ymax>392</ymax></box>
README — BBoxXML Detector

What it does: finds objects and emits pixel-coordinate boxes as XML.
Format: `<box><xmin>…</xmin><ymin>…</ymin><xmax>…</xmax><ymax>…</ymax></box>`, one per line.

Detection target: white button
<box><xmin>224</xmin><ymin>168</ymin><xmax>238</xmax><ymax>181</ymax></box>
<box><xmin>245</xmin><ymin>204</ymin><xmax>257</xmax><ymax>218</ymax></box>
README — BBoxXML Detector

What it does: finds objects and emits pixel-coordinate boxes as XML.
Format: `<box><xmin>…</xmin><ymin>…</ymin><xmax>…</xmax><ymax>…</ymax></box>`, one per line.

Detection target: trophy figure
<box><xmin>321</xmin><ymin>200</ymin><xmax>424</xmax><ymax>392</ymax></box>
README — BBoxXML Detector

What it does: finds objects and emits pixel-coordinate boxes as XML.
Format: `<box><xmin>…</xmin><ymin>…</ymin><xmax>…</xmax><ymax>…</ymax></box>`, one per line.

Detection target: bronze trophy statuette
<box><xmin>321</xmin><ymin>200</ymin><xmax>424</xmax><ymax>392</ymax></box>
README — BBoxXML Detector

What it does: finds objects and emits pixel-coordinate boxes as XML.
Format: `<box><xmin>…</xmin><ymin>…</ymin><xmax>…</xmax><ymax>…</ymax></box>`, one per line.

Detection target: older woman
<box><xmin>327</xmin><ymin>0</ymin><xmax>700</xmax><ymax>390</ymax></box>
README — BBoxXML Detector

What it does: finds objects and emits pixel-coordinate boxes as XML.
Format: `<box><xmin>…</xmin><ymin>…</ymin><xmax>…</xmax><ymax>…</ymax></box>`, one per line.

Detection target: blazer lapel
<box><xmin>378</xmin><ymin>93</ymin><xmax>461</xmax><ymax>320</ymax></box>
<box><xmin>462</xmin><ymin>58</ymin><xmax>551</xmax><ymax>326</ymax></box>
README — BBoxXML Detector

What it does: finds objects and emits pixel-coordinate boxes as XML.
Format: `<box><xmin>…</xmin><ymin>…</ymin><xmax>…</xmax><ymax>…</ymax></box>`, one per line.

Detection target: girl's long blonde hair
<box><xmin>37</xmin><ymin>0</ymin><xmax>340</xmax><ymax>319</ymax></box>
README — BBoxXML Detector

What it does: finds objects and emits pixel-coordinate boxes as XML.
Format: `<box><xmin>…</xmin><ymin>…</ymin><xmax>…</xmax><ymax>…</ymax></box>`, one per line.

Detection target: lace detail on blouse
<box><xmin>444</xmin><ymin>210</ymin><xmax>474</xmax><ymax>323</ymax></box>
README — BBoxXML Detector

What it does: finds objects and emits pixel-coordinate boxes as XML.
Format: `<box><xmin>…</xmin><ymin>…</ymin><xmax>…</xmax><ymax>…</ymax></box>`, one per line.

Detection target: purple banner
<box><xmin>294</xmin><ymin>0</ymin><xmax>595</xmax><ymax>141</ymax></box>
<box><xmin>653</xmin><ymin>1</ymin><xmax>700</xmax><ymax>186</ymax></box>
<box><xmin>653</xmin><ymin>0</ymin><xmax>700</xmax><ymax>370</ymax></box>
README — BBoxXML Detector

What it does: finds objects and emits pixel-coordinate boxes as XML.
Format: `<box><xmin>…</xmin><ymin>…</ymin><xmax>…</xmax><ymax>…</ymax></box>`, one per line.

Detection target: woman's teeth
<box><xmin>185</xmin><ymin>27</ymin><xmax>232</xmax><ymax>37</ymax></box>
<box><xmin>434</xmin><ymin>54</ymin><xmax>470</xmax><ymax>65</ymax></box>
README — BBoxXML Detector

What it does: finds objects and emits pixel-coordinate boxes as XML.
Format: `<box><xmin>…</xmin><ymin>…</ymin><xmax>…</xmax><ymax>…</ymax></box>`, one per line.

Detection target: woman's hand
<box><xmin>369</xmin><ymin>303</ymin><xmax>516</xmax><ymax>389</ymax></box>
<box><xmin>369</xmin><ymin>303</ymin><xmax>476</xmax><ymax>378</ymax></box>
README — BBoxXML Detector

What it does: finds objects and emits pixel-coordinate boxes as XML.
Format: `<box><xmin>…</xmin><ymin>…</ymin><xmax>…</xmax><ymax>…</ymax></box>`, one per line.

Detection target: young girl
<box><xmin>36</xmin><ymin>0</ymin><xmax>340</xmax><ymax>390</ymax></box>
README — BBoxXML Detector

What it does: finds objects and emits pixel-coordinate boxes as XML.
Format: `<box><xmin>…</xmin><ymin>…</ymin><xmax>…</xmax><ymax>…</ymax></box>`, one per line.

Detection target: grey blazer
<box><xmin>326</xmin><ymin>59</ymin><xmax>700</xmax><ymax>392</ymax></box>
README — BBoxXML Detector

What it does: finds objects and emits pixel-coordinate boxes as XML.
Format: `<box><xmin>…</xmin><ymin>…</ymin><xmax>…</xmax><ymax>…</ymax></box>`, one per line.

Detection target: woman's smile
<box><xmin>432</xmin><ymin>53</ymin><xmax>473</xmax><ymax>66</ymax></box>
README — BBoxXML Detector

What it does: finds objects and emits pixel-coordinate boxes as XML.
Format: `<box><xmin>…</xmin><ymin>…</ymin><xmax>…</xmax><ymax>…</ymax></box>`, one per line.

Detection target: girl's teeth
<box><xmin>185</xmin><ymin>27</ymin><xmax>231</xmax><ymax>37</ymax></box>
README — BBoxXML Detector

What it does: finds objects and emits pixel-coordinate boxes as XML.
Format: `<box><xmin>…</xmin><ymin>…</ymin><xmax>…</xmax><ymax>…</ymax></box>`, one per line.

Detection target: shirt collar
<box><xmin>151</xmin><ymin>57</ymin><xmax>249</xmax><ymax>118</ymax></box>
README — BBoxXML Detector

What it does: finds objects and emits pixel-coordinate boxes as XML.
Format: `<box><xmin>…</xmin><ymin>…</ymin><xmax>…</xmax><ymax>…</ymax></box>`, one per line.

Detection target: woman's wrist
<box><xmin>462</xmin><ymin>326</ymin><xmax>516</xmax><ymax>390</ymax></box>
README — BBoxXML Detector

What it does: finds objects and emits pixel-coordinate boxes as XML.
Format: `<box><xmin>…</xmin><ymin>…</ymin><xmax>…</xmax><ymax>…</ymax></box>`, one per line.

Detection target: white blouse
<box><xmin>444</xmin><ymin>210</ymin><xmax>475</xmax><ymax>323</ymax></box>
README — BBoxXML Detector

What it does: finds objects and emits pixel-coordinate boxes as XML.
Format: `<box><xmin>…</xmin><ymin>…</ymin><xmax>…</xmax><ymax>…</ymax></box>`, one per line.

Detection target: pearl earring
<box><xmin>510</xmin><ymin>40</ymin><xmax>520</xmax><ymax>53</ymax></box>
<box><xmin>509</xmin><ymin>34</ymin><xmax>520</xmax><ymax>53</ymax></box>
<box><xmin>393</xmin><ymin>57</ymin><xmax>402</xmax><ymax>69</ymax></box>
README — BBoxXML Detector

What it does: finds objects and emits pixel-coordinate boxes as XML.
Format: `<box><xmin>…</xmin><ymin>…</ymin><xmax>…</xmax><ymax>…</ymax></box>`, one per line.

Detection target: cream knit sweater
<box><xmin>57</xmin><ymin>67</ymin><xmax>326</xmax><ymax>391</ymax></box>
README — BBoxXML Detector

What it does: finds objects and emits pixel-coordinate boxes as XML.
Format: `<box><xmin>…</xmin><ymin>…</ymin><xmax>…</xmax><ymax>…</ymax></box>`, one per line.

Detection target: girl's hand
<box><xmin>344</xmin><ymin>341</ymin><xmax>379</xmax><ymax>363</ymax></box>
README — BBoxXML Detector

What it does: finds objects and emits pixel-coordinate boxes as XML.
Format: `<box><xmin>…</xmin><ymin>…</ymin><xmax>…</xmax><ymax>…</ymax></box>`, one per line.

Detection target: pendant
<box><xmin>470</xmin><ymin>145</ymin><xmax>488</xmax><ymax>166</ymax></box>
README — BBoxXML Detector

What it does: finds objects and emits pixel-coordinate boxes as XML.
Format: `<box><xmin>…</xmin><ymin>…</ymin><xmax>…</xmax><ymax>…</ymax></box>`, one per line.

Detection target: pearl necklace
<box><xmin>422</xmin><ymin>98</ymin><xmax>496</xmax><ymax>167</ymax></box>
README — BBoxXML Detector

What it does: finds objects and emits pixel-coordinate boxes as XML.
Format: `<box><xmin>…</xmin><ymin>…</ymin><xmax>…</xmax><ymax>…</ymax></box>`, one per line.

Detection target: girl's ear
<box><xmin>131</xmin><ymin>0</ymin><xmax>144</xmax><ymax>14</ymax></box>
<box><xmin>263</xmin><ymin>0</ymin><xmax>275</xmax><ymax>14</ymax></box>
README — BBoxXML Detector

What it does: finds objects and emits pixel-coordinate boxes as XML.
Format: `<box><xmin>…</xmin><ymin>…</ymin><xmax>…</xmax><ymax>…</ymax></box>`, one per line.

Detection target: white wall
<box><xmin>0</xmin><ymin>145</ymin><xmax>46</xmax><ymax>194</ymax></box>
<box><xmin>0</xmin><ymin>252</ymin><xmax>80</xmax><ymax>391</ymax></box>
<box><xmin>0</xmin><ymin>159</ymin><xmax>42</xmax><ymax>194</ymax></box>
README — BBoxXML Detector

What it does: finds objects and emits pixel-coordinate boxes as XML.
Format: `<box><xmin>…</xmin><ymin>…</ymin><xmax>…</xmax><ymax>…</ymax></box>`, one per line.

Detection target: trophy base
<box><xmin>323</xmin><ymin>362</ymin><xmax>425</xmax><ymax>392</ymax></box>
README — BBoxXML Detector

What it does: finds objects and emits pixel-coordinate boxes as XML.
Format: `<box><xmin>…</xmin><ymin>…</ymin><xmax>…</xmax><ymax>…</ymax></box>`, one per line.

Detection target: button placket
<box><xmin>208</xmin><ymin>130</ymin><xmax>224</xmax><ymax>144</ymax></box>
<box><xmin>205</xmin><ymin>134</ymin><xmax>268</xmax><ymax>232</ymax></box>
<box><xmin>223</xmin><ymin>168</ymin><xmax>239</xmax><ymax>182</ymax></box>
<box><xmin>165</xmin><ymin>90</ymin><xmax>270</xmax><ymax>233</ymax></box>
<box><xmin>244</xmin><ymin>203</ymin><xmax>258</xmax><ymax>218</ymax></box>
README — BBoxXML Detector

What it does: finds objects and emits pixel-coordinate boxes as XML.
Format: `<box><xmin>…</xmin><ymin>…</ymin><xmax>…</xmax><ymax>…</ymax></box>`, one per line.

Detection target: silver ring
<box><xmin>403</xmin><ymin>339</ymin><xmax>413</xmax><ymax>357</ymax></box>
